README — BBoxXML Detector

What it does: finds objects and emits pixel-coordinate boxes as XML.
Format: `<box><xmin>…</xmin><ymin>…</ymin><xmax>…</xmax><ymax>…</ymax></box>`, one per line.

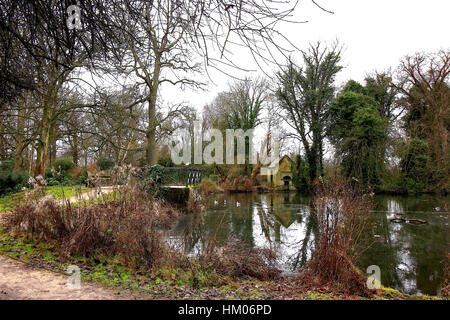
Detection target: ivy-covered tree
<box><xmin>292</xmin><ymin>154</ymin><xmax>309</xmax><ymax>192</ymax></box>
<box><xmin>328</xmin><ymin>88</ymin><xmax>387</xmax><ymax>186</ymax></box>
<box><xmin>276</xmin><ymin>42</ymin><xmax>343</xmax><ymax>184</ymax></box>
<box><xmin>399</xmin><ymin>138</ymin><xmax>431</xmax><ymax>194</ymax></box>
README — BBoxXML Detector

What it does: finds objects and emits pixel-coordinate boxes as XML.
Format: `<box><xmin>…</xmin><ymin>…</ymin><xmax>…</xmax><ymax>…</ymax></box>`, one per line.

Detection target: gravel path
<box><xmin>0</xmin><ymin>255</ymin><xmax>133</xmax><ymax>300</ymax></box>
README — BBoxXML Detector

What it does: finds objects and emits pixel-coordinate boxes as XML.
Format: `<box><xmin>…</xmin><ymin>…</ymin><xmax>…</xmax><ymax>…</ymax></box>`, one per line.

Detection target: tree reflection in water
<box><xmin>170</xmin><ymin>192</ymin><xmax>448</xmax><ymax>295</ymax></box>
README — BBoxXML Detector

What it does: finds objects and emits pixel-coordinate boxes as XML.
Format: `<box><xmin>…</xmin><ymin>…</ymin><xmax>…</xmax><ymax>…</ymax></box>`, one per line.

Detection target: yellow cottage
<box><xmin>259</xmin><ymin>155</ymin><xmax>295</xmax><ymax>191</ymax></box>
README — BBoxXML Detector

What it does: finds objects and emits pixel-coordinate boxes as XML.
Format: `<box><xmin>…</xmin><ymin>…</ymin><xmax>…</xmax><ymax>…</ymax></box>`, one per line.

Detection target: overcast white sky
<box><xmin>159</xmin><ymin>0</ymin><xmax>450</xmax><ymax>112</ymax></box>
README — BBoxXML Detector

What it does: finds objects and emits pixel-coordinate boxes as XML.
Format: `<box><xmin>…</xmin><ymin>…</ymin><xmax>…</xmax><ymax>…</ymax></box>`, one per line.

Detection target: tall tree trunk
<box><xmin>0</xmin><ymin>121</ymin><xmax>4</xmax><ymax>160</ymax></box>
<box><xmin>50</xmin><ymin>126</ymin><xmax>57</xmax><ymax>166</ymax></box>
<box><xmin>318</xmin><ymin>137</ymin><xmax>324</xmax><ymax>177</ymax></box>
<box><xmin>146</xmin><ymin>57</ymin><xmax>161</xmax><ymax>165</ymax></box>
<box><xmin>72</xmin><ymin>133</ymin><xmax>78</xmax><ymax>165</ymax></box>
<box><xmin>34</xmin><ymin>121</ymin><xmax>52</xmax><ymax>176</ymax></box>
<box><xmin>307</xmin><ymin>150</ymin><xmax>317</xmax><ymax>183</ymax></box>
<box><xmin>34</xmin><ymin>97</ymin><xmax>55</xmax><ymax>177</ymax></box>
<box><xmin>14</xmin><ymin>98</ymin><xmax>26</xmax><ymax>172</ymax></box>
<box><xmin>28</xmin><ymin>142</ymin><xmax>34</xmax><ymax>174</ymax></box>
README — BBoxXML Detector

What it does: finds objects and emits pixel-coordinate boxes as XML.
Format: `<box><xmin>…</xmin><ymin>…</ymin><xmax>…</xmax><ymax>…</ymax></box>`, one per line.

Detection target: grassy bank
<box><xmin>0</xmin><ymin>186</ymin><xmax>89</xmax><ymax>212</ymax></box>
<box><xmin>0</xmin><ymin>227</ymin><xmax>444</xmax><ymax>300</ymax></box>
<box><xmin>0</xmin><ymin>182</ymin><xmax>446</xmax><ymax>301</ymax></box>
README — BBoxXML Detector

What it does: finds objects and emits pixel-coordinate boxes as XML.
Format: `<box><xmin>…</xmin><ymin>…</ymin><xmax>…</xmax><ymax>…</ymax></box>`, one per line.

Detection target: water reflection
<box><xmin>170</xmin><ymin>192</ymin><xmax>449</xmax><ymax>295</ymax></box>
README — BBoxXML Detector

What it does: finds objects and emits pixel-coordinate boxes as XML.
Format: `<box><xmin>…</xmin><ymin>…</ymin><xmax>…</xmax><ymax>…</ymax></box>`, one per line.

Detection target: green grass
<box><xmin>0</xmin><ymin>227</ymin><xmax>446</xmax><ymax>300</ymax></box>
<box><xmin>45</xmin><ymin>186</ymin><xmax>88</xmax><ymax>200</ymax></box>
<box><xmin>0</xmin><ymin>186</ymin><xmax>89</xmax><ymax>212</ymax></box>
<box><xmin>0</xmin><ymin>193</ymin><xmax>22</xmax><ymax>212</ymax></box>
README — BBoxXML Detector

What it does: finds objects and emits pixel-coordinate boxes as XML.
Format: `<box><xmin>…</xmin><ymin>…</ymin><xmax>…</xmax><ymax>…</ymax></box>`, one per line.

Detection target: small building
<box><xmin>259</xmin><ymin>155</ymin><xmax>295</xmax><ymax>191</ymax></box>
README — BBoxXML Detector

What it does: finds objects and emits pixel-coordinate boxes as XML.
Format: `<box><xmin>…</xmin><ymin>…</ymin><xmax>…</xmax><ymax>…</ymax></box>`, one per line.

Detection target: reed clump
<box><xmin>298</xmin><ymin>178</ymin><xmax>374</xmax><ymax>296</ymax></box>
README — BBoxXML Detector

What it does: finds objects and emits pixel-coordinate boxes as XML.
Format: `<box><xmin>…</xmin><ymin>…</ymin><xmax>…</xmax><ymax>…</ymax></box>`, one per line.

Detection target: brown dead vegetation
<box><xmin>221</xmin><ymin>176</ymin><xmax>254</xmax><ymax>192</ymax></box>
<box><xmin>200</xmin><ymin>239</ymin><xmax>280</xmax><ymax>281</ymax></box>
<box><xmin>298</xmin><ymin>178</ymin><xmax>374</xmax><ymax>296</ymax></box>
<box><xmin>441</xmin><ymin>253</ymin><xmax>450</xmax><ymax>297</ymax></box>
<box><xmin>4</xmin><ymin>187</ymin><xmax>179</xmax><ymax>269</ymax></box>
<box><xmin>2</xmin><ymin>187</ymin><xmax>279</xmax><ymax>283</ymax></box>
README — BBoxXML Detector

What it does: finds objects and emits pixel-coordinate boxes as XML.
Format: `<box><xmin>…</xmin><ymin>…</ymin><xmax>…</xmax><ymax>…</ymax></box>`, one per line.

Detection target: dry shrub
<box><xmin>441</xmin><ymin>253</ymin><xmax>450</xmax><ymax>297</ymax></box>
<box><xmin>87</xmin><ymin>162</ymin><xmax>97</xmax><ymax>174</ymax></box>
<box><xmin>222</xmin><ymin>176</ymin><xmax>253</xmax><ymax>192</ymax></box>
<box><xmin>199</xmin><ymin>239</ymin><xmax>280</xmax><ymax>281</ymax></box>
<box><xmin>221</xmin><ymin>178</ymin><xmax>234</xmax><ymax>191</ymax></box>
<box><xmin>4</xmin><ymin>187</ymin><xmax>180</xmax><ymax>269</ymax></box>
<box><xmin>201</xmin><ymin>178</ymin><xmax>222</xmax><ymax>194</ymax></box>
<box><xmin>298</xmin><ymin>178</ymin><xmax>374</xmax><ymax>296</ymax></box>
<box><xmin>71</xmin><ymin>166</ymin><xmax>83</xmax><ymax>180</ymax></box>
<box><xmin>186</xmin><ymin>189</ymin><xmax>204</xmax><ymax>214</ymax></box>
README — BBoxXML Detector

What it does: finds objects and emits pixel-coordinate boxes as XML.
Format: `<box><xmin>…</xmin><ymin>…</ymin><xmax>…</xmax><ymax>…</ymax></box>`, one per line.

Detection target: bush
<box><xmin>379</xmin><ymin>167</ymin><xmax>404</xmax><ymax>194</ymax></box>
<box><xmin>199</xmin><ymin>239</ymin><xmax>279</xmax><ymax>281</ymax></box>
<box><xmin>76</xmin><ymin>167</ymin><xmax>88</xmax><ymax>185</ymax></box>
<box><xmin>200</xmin><ymin>178</ymin><xmax>222</xmax><ymax>194</ymax></box>
<box><xmin>0</xmin><ymin>170</ymin><xmax>29</xmax><ymax>196</ymax></box>
<box><xmin>71</xmin><ymin>166</ymin><xmax>83</xmax><ymax>180</ymax></box>
<box><xmin>97</xmin><ymin>158</ymin><xmax>115</xmax><ymax>171</ymax></box>
<box><xmin>44</xmin><ymin>157</ymin><xmax>77</xmax><ymax>186</ymax></box>
<box><xmin>0</xmin><ymin>160</ymin><xmax>29</xmax><ymax>196</ymax></box>
<box><xmin>4</xmin><ymin>187</ymin><xmax>180</xmax><ymax>269</ymax></box>
<box><xmin>441</xmin><ymin>253</ymin><xmax>450</xmax><ymax>297</ymax></box>
<box><xmin>87</xmin><ymin>162</ymin><xmax>97</xmax><ymax>173</ymax></box>
<box><xmin>221</xmin><ymin>176</ymin><xmax>253</xmax><ymax>192</ymax></box>
<box><xmin>0</xmin><ymin>159</ymin><xmax>14</xmax><ymax>172</ymax></box>
<box><xmin>53</xmin><ymin>157</ymin><xmax>76</xmax><ymax>173</ymax></box>
<box><xmin>157</xmin><ymin>145</ymin><xmax>174</xmax><ymax>167</ymax></box>
<box><xmin>226</xmin><ymin>165</ymin><xmax>245</xmax><ymax>180</ymax></box>
<box><xmin>298</xmin><ymin>178</ymin><xmax>374</xmax><ymax>296</ymax></box>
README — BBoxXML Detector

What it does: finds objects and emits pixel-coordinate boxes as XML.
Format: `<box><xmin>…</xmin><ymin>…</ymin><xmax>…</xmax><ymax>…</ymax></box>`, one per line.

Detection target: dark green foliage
<box><xmin>364</xmin><ymin>73</ymin><xmax>398</xmax><ymax>121</ymax></box>
<box><xmin>328</xmin><ymin>88</ymin><xmax>387</xmax><ymax>186</ymax></box>
<box><xmin>53</xmin><ymin>157</ymin><xmax>76</xmax><ymax>174</ymax></box>
<box><xmin>44</xmin><ymin>170</ymin><xmax>72</xmax><ymax>186</ymax></box>
<box><xmin>77</xmin><ymin>167</ymin><xmax>88</xmax><ymax>185</ymax></box>
<box><xmin>342</xmin><ymin>80</ymin><xmax>366</xmax><ymax>95</ymax></box>
<box><xmin>157</xmin><ymin>154</ymin><xmax>174</xmax><ymax>167</ymax></box>
<box><xmin>0</xmin><ymin>160</ymin><xmax>14</xmax><ymax>173</ymax></box>
<box><xmin>45</xmin><ymin>157</ymin><xmax>76</xmax><ymax>186</ymax></box>
<box><xmin>292</xmin><ymin>154</ymin><xmax>309</xmax><ymax>192</ymax></box>
<box><xmin>137</xmin><ymin>157</ymin><xmax>147</xmax><ymax>167</ymax></box>
<box><xmin>137</xmin><ymin>165</ymin><xmax>175</xmax><ymax>198</ymax></box>
<box><xmin>276</xmin><ymin>42</ymin><xmax>342</xmax><ymax>183</ymax></box>
<box><xmin>400</xmin><ymin>139</ymin><xmax>431</xmax><ymax>194</ymax></box>
<box><xmin>97</xmin><ymin>158</ymin><xmax>115</xmax><ymax>171</ymax></box>
<box><xmin>0</xmin><ymin>160</ymin><xmax>29</xmax><ymax>196</ymax></box>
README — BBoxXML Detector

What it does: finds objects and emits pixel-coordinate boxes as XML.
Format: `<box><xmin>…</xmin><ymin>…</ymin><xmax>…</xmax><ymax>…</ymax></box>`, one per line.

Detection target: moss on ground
<box><xmin>0</xmin><ymin>186</ymin><xmax>89</xmax><ymax>212</ymax></box>
<box><xmin>0</xmin><ymin>228</ymin><xmax>446</xmax><ymax>300</ymax></box>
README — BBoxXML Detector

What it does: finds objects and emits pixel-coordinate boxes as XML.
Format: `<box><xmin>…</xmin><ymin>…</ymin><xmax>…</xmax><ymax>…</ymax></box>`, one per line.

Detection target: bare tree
<box><xmin>394</xmin><ymin>50</ymin><xmax>450</xmax><ymax>181</ymax></box>
<box><xmin>104</xmin><ymin>0</ymin><xmax>330</xmax><ymax>165</ymax></box>
<box><xmin>0</xmin><ymin>0</ymin><xmax>112</xmax><ymax>176</ymax></box>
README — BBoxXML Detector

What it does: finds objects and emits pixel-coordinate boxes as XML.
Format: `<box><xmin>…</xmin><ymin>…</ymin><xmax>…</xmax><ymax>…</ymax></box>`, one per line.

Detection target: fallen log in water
<box><xmin>390</xmin><ymin>217</ymin><xmax>427</xmax><ymax>224</ymax></box>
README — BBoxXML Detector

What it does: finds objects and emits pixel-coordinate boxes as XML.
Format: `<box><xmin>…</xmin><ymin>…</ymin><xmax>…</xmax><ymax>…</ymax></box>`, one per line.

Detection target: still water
<box><xmin>169</xmin><ymin>192</ymin><xmax>449</xmax><ymax>295</ymax></box>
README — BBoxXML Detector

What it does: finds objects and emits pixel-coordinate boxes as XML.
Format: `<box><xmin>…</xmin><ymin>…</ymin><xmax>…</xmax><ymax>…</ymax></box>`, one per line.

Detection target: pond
<box><xmin>169</xmin><ymin>192</ymin><xmax>449</xmax><ymax>296</ymax></box>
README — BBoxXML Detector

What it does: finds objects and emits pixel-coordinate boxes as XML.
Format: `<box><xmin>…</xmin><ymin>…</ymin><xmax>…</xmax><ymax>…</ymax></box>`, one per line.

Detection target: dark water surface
<box><xmin>169</xmin><ymin>192</ymin><xmax>449</xmax><ymax>295</ymax></box>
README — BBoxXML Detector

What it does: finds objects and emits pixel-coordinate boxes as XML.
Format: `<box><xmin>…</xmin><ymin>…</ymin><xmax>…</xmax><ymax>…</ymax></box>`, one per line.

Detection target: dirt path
<box><xmin>0</xmin><ymin>255</ymin><xmax>134</xmax><ymax>300</ymax></box>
